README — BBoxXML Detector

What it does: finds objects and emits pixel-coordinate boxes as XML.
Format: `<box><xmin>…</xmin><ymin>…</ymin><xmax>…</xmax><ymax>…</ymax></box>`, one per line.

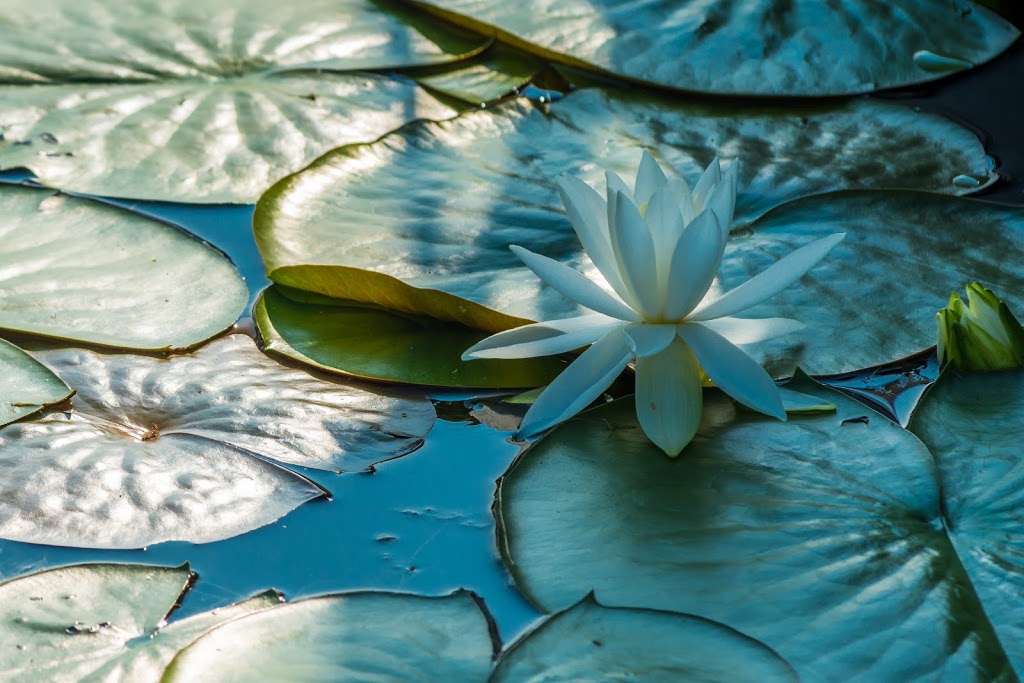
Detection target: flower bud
<box><xmin>936</xmin><ymin>282</ymin><xmax>1024</xmax><ymax>371</ymax></box>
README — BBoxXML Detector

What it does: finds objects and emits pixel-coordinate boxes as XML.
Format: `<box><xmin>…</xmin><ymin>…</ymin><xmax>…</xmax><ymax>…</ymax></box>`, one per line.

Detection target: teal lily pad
<box><xmin>255</xmin><ymin>285</ymin><xmax>566</xmax><ymax>387</ymax></box>
<box><xmin>724</xmin><ymin>191</ymin><xmax>1024</xmax><ymax>376</ymax></box>
<box><xmin>0</xmin><ymin>185</ymin><xmax>246</xmax><ymax>350</ymax></box>
<box><xmin>491</xmin><ymin>597</ymin><xmax>797</xmax><ymax>682</ymax></box>
<box><xmin>255</xmin><ymin>88</ymin><xmax>994</xmax><ymax>333</ymax></box>
<box><xmin>0</xmin><ymin>0</ymin><xmax>479</xmax><ymax>202</ymax></box>
<box><xmin>0</xmin><ymin>335</ymin><xmax>435</xmax><ymax>548</ymax></box>
<box><xmin>0</xmin><ymin>562</ymin><xmax>281</xmax><ymax>682</ymax></box>
<box><xmin>407</xmin><ymin>0</ymin><xmax>1019</xmax><ymax>95</ymax></box>
<box><xmin>496</xmin><ymin>378</ymin><xmax>1021</xmax><ymax>680</ymax></box>
<box><xmin>163</xmin><ymin>591</ymin><xmax>496</xmax><ymax>682</ymax></box>
<box><xmin>909</xmin><ymin>368</ymin><xmax>1024</xmax><ymax>672</ymax></box>
<box><xmin>0</xmin><ymin>337</ymin><xmax>73</xmax><ymax>428</ymax></box>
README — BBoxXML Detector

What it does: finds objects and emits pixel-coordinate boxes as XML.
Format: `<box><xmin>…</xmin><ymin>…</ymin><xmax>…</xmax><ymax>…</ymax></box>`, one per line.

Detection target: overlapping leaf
<box><xmin>0</xmin><ymin>185</ymin><xmax>247</xmax><ymax>350</ymax></box>
<box><xmin>256</xmin><ymin>88</ymin><xmax>996</xmax><ymax>346</ymax></box>
<box><xmin>404</xmin><ymin>0</ymin><xmax>1019</xmax><ymax>95</ymax></box>
<box><xmin>496</xmin><ymin>380</ymin><xmax>1022</xmax><ymax>680</ymax></box>
<box><xmin>0</xmin><ymin>0</ymin><xmax>481</xmax><ymax>201</ymax></box>
<box><xmin>0</xmin><ymin>337</ymin><xmax>73</xmax><ymax>428</ymax></box>
<box><xmin>0</xmin><ymin>335</ymin><xmax>435</xmax><ymax>548</ymax></box>
<box><xmin>255</xmin><ymin>285</ymin><xmax>565</xmax><ymax>387</ymax></box>
<box><xmin>0</xmin><ymin>562</ymin><xmax>281</xmax><ymax>682</ymax></box>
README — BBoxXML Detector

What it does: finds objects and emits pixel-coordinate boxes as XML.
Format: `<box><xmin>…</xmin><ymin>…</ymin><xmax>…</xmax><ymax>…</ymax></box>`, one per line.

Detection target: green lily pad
<box><xmin>255</xmin><ymin>88</ymin><xmax>993</xmax><ymax>332</ymax></box>
<box><xmin>0</xmin><ymin>185</ymin><xmax>246</xmax><ymax>350</ymax></box>
<box><xmin>496</xmin><ymin>379</ymin><xmax>1021</xmax><ymax>680</ymax></box>
<box><xmin>492</xmin><ymin>597</ymin><xmax>797</xmax><ymax>682</ymax></box>
<box><xmin>407</xmin><ymin>0</ymin><xmax>1018</xmax><ymax>96</ymax></box>
<box><xmin>910</xmin><ymin>368</ymin><xmax>1024</xmax><ymax>672</ymax></box>
<box><xmin>0</xmin><ymin>337</ymin><xmax>73</xmax><ymax>428</ymax></box>
<box><xmin>0</xmin><ymin>0</ymin><xmax>480</xmax><ymax>202</ymax></box>
<box><xmin>0</xmin><ymin>334</ymin><xmax>436</xmax><ymax>548</ymax></box>
<box><xmin>256</xmin><ymin>285</ymin><xmax>565</xmax><ymax>387</ymax></box>
<box><xmin>726</xmin><ymin>191</ymin><xmax>1024</xmax><ymax>376</ymax></box>
<box><xmin>413</xmin><ymin>43</ymin><xmax>542</xmax><ymax>103</ymax></box>
<box><xmin>164</xmin><ymin>591</ymin><xmax>496</xmax><ymax>682</ymax></box>
<box><xmin>0</xmin><ymin>562</ymin><xmax>281</xmax><ymax>682</ymax></box>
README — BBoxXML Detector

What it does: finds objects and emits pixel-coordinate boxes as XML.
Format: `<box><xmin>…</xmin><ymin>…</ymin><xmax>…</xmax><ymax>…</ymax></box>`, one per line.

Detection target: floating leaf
<box><xmin>0</xmin><ymin>335</ymin><xmax>435</xmax><ymax>548</ymax></box>
<box><xmin>164</xmin><ymin>592</ymin><xmax>496</xmax><ymax>682</ymax></box>
<box><xmin>493</xmin><ymin>598</ymin><xmax>796</xmax><ymax>683</ymax></box>
<box><xmin>910</xmin><ymin>369</ymin><xmax>1024</xmax><ymax>672</ymax></box>
<box><xmin>0</xmin><ymin>337</ymin><xmax>73</xmax><ymax>428</ymax></box>
<box><xmin>0</xmin><ymin>185</ymin><xmax>246</xmax><ymax>350</ymax></box>
<box><xmin>721</xmin><ymin>191</ymin><xmax>1024</xmax><ymax>376</ymax></box>
<box><xmin>405</xmin><ymin>0</ymin><xmax>1019</xmax><ymax>95</ymax></box>
<box><xmin>255</xmin><ymin>89</ymin><xmax>993</xmax><ymax>332</ymax></box>
<box><xmin>255</xmin><ymin>286</ymin><xmax>564</xmax><ymax>387</ymax></box>
<box><xmin>0</xmin><ymin>562</ymin><xmax>282</xmax><ymax>682</ymax></box>
<box><xmin>0</xmin><ymin>0</ymin><xmax>480</xmax><ymax>202</ymax></box>
<box><xmin>413</xmin><ymin>43</ymin><xmax>542</xmax><ymax>103</ymax></box>
<box><xmin>496</xmin><ymin>380</ymin><xmax>1020</xmax><ymax>680</ymax></box>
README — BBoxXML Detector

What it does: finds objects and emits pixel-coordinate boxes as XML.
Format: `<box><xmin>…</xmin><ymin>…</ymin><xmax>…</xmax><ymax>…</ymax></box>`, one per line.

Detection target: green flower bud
<box><xmin>936</xmin><ymin>282</ymin><xmax>1024</xmax><ymax>371</ymax></box>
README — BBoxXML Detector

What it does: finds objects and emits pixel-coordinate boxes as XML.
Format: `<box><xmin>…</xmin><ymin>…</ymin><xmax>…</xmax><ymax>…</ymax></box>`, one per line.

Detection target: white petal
<box><xmin>698</xmin><ymin>316</ymin><xmax>805</xmax><ymax>345</ymax></box>
<box><xmin>463</xmin><ymin>315</ymin><xmax>623</xmax><ymax>359</ymax></box>
<box><xmin>610</xmin><ymin>191</ymin><xmax>662</xmax><ymax>319</ymax></box>
<box><xmin>605</xmin><ymin>170</ymin><xmax>632</xmax><ymax>202</ymax></box>
<box><xmin>677</xmin><ymin>322</ymin><xmax>785</xmax><ymax>420</ymax></box>
<box><xmin>643</xmin><ymin>186</ymin><xmax>685</xmax><ymax>288</ymax></box>
<box><xmin>634</xmin><ymin>150</ymin><xmax>668</xmax><ymax>208</ymax></box>
<box><xmin>663</xmin><ymin>209</ymin><xmax>725</xmax><ymax>320</ymax></box>
<box><xmin>511</xmin><ymin>245</ymin><xmax>641</xmax><ymax>322</ymax></box>
<box><xmin>624</xmin><ymin>323</ymin><xmax>676</xmax><ymax>358</ymax></box>
<box><xmin>555</xmin><ymin>175</ymin><xmax>636</xmax><ymax>305</ymax></box>
<box><xmin>693</xmin><ymin>157</ymin><xmax>721</xmax><ymax>210</ymax></box>
<box><xmin>667</xmin><ymin>177</ymin><xmax>696</xmax><ymax>225</ymax></box>
<box><xmin>635</xmin><ymin>339</ymin><xmax>703</xmax><ymax>456</ymax></box>
<box><xmin>518</xmin><ymin>327</ymin><xmax>634</xmax><ymax>439</ymax></box>
<box><xmin>705</xmin><ymin>161</ymin><xmax>738</xmax><ymax>238</ymax></box>
<box><xmin>689</xmin><ymin>233</ymin><xmax>846</xmax><ymax>321</ymax></box>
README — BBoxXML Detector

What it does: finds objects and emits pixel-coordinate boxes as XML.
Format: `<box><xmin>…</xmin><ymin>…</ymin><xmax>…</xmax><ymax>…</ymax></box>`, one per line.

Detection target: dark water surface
<box><xmin>0</xmin><ymin>39</ymin><xmax>1022</xmax><ymax>644</ymax></box>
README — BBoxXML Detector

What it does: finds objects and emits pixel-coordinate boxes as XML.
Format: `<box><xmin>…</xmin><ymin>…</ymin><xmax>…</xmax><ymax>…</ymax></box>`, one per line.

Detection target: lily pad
<box><xmin>0</xmin><ymin>0</ymin><xmax>480</xmax><ymax>202</ymax></box>
<box><xmin>0</xmin><ymin>185</ymin><xmax>247</xmax><ymax>350</ymax></box>
<box><xmin>255</xmin><ymin>285</ymin><xmax>565</xmax><ymax>387</ymax></box>
<box><xmin>413</xmin><ymin>43</ymin><xmax>542</xmax><ymax>103</ymax></box>
<box><xmin>492</xmin><ymin>597</ymin><xmax>797</xmax><ymax>682</ymax></box>
<box><xmin>496</xmin><ymin>380</ymin><xmax>1021</xmax><ymax>680</ymax></box>
<box><xmin>406</xmin><ymin>0</ymin><xmax>1019</xmax><ymax>96</ymax></box>
<box><xmin>0</xmin><ymin>335</ymin><xmax>435</xmax><ymax>548</ymax></box>
<box><xmin>0</xmin><ymin>562</ymin><xmax>282</xmax><ymax>682</ymax></box>
<box><xmin>0</xmin><ymin>337</ymin><xmax>73</xmax><ymax>428</ymax></box>
<box><xmin>725</xmin><ymin>191</ymin><xmax>1024</xmax><ymax>376</ymax></box>
<box><xmin>255</xmin><ymin>88</ymin><xmax>994</xmax><ymax>332</ymax></box>
<box><xmin>910</xmin><ymin>368</ymin><xmax>1024</xmax><ymax>672</ymax></box>
<box><xmin>164</xmin><ymin>591</ymin><xmax>496</xmax><ymax>682</ymax></box>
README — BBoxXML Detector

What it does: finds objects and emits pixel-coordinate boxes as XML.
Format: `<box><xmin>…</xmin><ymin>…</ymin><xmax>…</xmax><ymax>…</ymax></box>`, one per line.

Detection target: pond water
<box><xmin>0</xmin><ymin>37</ymin><xmax>1022</xmax><ymax>646</ymax></box>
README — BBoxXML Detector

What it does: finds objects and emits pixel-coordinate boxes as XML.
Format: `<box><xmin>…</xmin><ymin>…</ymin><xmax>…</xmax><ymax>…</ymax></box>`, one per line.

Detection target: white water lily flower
<box><xmin>463</xmin><ymin>151</ymin><xmax>844</xmax><ymax>456</ymax></box>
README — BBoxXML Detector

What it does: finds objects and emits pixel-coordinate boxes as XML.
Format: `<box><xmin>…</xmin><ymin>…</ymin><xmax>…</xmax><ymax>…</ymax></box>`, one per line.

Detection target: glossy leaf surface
<box><xmin>256</xmin><ymin>89</ymin><xmax>993</xmax><ymax>333</ymax></box>
<box><xmin>496</xmin><ymin>381</ymin><xmax>1020</xmax><ymax>681</ymax></box>
<box><xmin>492</xmin><ymin>598</ymin><xmax>797</xmax><ymax>682</ymax></box>
<box><xmin>407</xmin><ymin>0</ymin><xmax>1019</xmax><ymax>95</ymax></box>
<box><xmin>0</xmin><ymin>185</ymin><xmax>246</xmax><ymax>350</ymax></box>
<box><xmin>164</xmin><ymin>592</ymin><xmax>495</xmax><ymax>682</ymax></box>
<box><xmin>256</xmin><ymin>286</ymin><xmax>565</xmax><ymax>387</ymax></box>
<box><xmin>0</xmin><ymin>335</ymin><xmax>435</xmax><ymax>548</ymax></box>
<box><xmin>0</xmin><ymin>562</ymin><xmax>280</xmax><ymax>682</ymax></box>
<box><xmin>0</xmin><ymin>337</ymin><xmax>73</xmax><ymax>428</ymax></box>
<box><xmin>0</xmin><ymin>0</ymin><xmax>475</xmax><ymax>201</ymax></box>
